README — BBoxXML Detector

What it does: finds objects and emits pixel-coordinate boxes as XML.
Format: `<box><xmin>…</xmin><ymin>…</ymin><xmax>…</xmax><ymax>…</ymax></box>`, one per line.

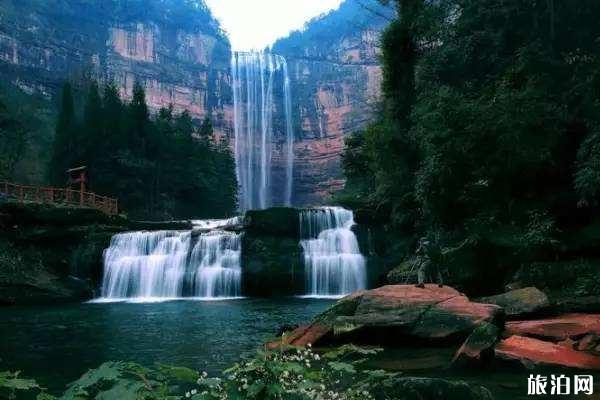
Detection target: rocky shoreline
<box><xmin>271</xmin><ymin>284</ymin><xmax>600</xmax><ymax>388</ymax></box>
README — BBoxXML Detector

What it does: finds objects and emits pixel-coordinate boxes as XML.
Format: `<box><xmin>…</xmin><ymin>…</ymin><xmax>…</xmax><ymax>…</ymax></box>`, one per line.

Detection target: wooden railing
<box><xmin>0</xmin><ymin>181</ymin><xmax>118</xmax><ymax>215</ymax></box>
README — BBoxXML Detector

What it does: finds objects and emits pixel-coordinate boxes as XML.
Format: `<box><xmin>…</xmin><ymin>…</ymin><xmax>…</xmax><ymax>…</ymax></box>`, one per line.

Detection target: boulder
<box><xmin>504</xmin><ymin>314</ymin><xmax>600</xmax><ymax>341</ymax></box>
<box><xmin>452</xmin><ymin>322</ymin><xmax>500</xmax><ymax>367</ymax></box>
<box><xmin>479</xmin><ymin>287</ymin><xmax>550</xmax><ymax>319</ymax></box>
<box><xmin>241</xmin><ymin>234</ymin><xmax>304</xmax><ymax>296</ymax></box>
<box><xmin>495</xmin><ymin>335</ymin><xmax>600</xmax><ymax>370</ymax></box>
<box><xmin>370</xmin><ymin>377</ymin><xmax>493</xmax><ymax>400</ymax></box>
<box><xmin>244</xmin><ymin>207</ymin><xmax>300</xmax><ymax>238</ymax></box>
<box><xmin>285</xmin><ymin>285</ymin><xmax>503</xmax><ymax>347</ymax></box>
<box><xmin>266</xmin><ymin>324</ymin><xmax>331</xmax><ymax>350</ymax></box>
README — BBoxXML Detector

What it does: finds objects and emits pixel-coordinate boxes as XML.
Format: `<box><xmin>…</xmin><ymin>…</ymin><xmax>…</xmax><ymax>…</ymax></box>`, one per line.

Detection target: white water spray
<box><xmin>231</xmin><ymin>51</ymin><xmax>295</xmax><ymax>211</ymax></box>
<box><xmin>300</xmin><ymin>207</ymin><xmax>367</xmax><ymax>297</ymax></box>
<box><xmin>98</xmin><ymin>224</ymin><xmax>242</xmax><ymax>301</ymax></box>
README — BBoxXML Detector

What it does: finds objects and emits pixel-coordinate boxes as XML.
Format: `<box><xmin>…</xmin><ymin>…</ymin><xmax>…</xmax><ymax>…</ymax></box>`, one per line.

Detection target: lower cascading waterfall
<box><xmin>299</xmin><ymin>207</ymin><xmax>367</xmax><ymax>297</ymax></box>
<box><xmin>99</xmin><ymin>226</ymin><xmax>242</xmax><ymax>301</ymax></box>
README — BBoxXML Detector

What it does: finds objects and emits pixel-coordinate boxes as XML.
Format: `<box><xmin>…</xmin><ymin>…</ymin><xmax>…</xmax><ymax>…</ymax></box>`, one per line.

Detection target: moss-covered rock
<box><xmin>479</xmin><ymin>287</ymin><xmax>550</xmax><ymax>319</ymax></box>
<box><xmin>244</xmin><ymin>207</ymin><xmax>300</xmax><ymax>238</ymax></box>
<box><xmin>241</xmin><ymin>233</ymin><xmax>305</xmax><ymax>296</ymax></box>
<box><xmin>0</xmin><ymin>201</ymin><xmax>128</xmax><ymax>305</ymax></box>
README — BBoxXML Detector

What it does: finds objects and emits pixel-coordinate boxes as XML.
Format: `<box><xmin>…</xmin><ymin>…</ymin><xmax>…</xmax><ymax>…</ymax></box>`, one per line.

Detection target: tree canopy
<box><xmin>338</xmin><ymin>0</ymin><xmax>600</xmax><ymax>289</ymax></box>
<box><xmin>48</xmin><ymin>81</ymin><xmax>238</xmax><ymax>220</ymax></box>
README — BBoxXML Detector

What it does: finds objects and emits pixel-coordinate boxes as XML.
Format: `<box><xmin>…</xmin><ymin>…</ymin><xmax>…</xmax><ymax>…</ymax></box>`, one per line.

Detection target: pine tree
<box><xmin>103</xmin><ymin>83</ymin><xmax>125</xmax><ymax>149</ymax></box>
<box><xmin>128</xmin><ymin>81</ymin><xmax>149</xmax><ymax>154</ymax></box>
<box><xmin>0</xmin><ymin>98</ymin><xmax>26</xmax><ymax>180</ymax></box>
<box><xmin>198</xmin><ymin>116</ymin><xmax>213</xmax><ymax>138</ymax></box>
<box><xmin>83</xmin><ymin>81</ymin><xmax>103</xmax><ymax>174</ymax></box>
<box><xmin>49</xmin><ymin>82</ymin><xmax>78</xmax><ymax>185</ymax></box>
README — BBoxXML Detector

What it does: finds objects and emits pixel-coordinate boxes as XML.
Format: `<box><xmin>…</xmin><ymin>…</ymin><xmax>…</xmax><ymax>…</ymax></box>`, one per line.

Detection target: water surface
<box><xmin>0</xmin><ymin>298</ymin><xmax>332</xmax><ymax>394</ymax></box>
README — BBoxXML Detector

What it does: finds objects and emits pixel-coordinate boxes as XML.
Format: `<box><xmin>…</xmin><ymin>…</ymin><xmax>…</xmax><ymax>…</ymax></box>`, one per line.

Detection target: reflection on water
<box><xmin>0</xmin><ymin>298</ymin><xmax>332</xmax><ymax>394</ymax></box>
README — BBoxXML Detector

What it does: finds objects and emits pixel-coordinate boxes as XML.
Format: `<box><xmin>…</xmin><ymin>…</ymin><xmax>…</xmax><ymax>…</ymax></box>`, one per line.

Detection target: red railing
<box><xmin>1</xmin><ymin>181</ymin><xmax>118</xmax><ymax>215</ymax></box>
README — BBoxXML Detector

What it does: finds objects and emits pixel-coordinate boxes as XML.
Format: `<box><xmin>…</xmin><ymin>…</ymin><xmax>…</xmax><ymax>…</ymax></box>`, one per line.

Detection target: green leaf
<box><xmin>95</xmin><ymin>379</ymin><xmax>145</xmax><ymax>400</ymax></box>
<box><xmin>246</xmin><ymin>381</ymin><xmax>265</xmax><ymax>397</ymax></box>
<box><xmin>155</xmin><ymin>364</ymin><xmax>199</xmax><ymax>383</ymax></box>
<box><xmin>37</xmin><ymin>394</ymin><xmax>58</xmax><ymax>400</ymax></box>
<box><xmin>327</xmin><ymin>362</ymin><xmax>356</xmax><ymax>374</ymax></box>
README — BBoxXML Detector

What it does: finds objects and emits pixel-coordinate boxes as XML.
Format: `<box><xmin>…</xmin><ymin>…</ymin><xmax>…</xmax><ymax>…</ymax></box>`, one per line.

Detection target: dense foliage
<box><xmin>338</xmin><ymin>0</ymin><xmax>600</xmax><ymax>292</ymax></box>
<box><xmin>0</xmin><ymin>345</ymin><xmax>398</xmax><ymax>400</ymax></box>
<box><xmin>272</xmin><ymin>0</ymin><xmax>394</xmax><ymax>57</ymax></box>
<box><xmin>47</xmin><ymin>81</ymin><xmax>237</xmax><ymax>219</ymax></box>
<box><xmin>0</xmin><ymin>83</ymin><xmax>55</xmax><ymax>183</ymax></box>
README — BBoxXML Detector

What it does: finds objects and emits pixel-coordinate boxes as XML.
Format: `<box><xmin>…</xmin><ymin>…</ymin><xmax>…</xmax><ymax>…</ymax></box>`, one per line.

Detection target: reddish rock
<box><xmin>576</xmin><ymin>334</ymin><xmax>600</xmax><ymax>352</ymax></box>
<box><xmin>266</xmin><ymin>324</ymin><xmax>331</xmax><ymax>350</ymax></box>
<box><xmin>318</xmin><ymin>285</ymin><xmax>503</xmax><ymax>342</ymax></box>
<box><xmin>557</xmin><ymin>338</ymin><xmax>577</xmax><ymax>349</ymax></box>
<box><xmin>495</xmin><ymin>335</ymin><xmax>600</xmax><ymax>370</ymax></box>
<box><xmin>267</xmin><ymin>285</ymin><xmax>503</xmax><ymax>349</ymax></box>
<box><xmin>505</xmin><ymin>314</ymin><xmax>600</xmax><ymax>341</ymax></box>
<box><xmin>452</xmin><ymin>322</ymin><xmax>500</xmax><ymax>367</ymax></box>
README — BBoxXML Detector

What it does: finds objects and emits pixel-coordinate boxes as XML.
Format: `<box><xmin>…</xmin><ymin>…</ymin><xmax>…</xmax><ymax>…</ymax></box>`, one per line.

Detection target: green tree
<box><xmin>49</xmin><ymin>82</ymin><xmax>79</xmax><ymax>185</ymax></box>
<box><xmin>0</xmin><ymin>99</ymin><xmax>26</xmax><ymax>180</ymax></box>
<box><xmin>82</xmin><ymin>81</ymin><xmax>103</xmax><ymax>175</ymax></box>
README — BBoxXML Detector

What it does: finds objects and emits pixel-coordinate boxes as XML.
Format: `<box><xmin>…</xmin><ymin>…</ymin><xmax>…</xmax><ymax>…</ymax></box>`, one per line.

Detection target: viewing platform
<box><xmin>0</xmin><ymin>181</ymin><xmax>118</xmax><ymax>216</ymax></box>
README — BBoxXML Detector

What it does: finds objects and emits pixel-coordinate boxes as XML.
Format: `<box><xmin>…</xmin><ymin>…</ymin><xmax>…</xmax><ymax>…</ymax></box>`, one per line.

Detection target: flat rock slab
<box><xmin>495</xmin><ymin>335</ymin><xmax>600</xmax><ymax>370</ymax></box>
<box><xmin>505</xmin><ymin>314</ymin><xmax>600</xmax><ymax>341</ymax></box>
<box><xmin>276</xmin><ymin>285</ymin><xmax>503</xmax><ymax>348</ymax></box>
<box><xmin>479</xmin><ymin>287</ymin><xmax>549</xmax><ymax>319</ymax></box>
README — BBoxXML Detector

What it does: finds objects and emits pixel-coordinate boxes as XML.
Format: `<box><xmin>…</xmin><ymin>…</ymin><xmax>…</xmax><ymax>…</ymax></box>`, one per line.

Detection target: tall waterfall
<box><xmin>300</xmin><ymin>207</ymin><xmax>367</xmax><ymax>297</ymax></box>
<box><xmin>98</xmin><ymin>226</ymin><xmax>242</xmax><ymax>301</ymax></box>
<box><xmin>231</xmin><ymin>51</ymin><xmax>295</xmax><ymax>211</ymax></box>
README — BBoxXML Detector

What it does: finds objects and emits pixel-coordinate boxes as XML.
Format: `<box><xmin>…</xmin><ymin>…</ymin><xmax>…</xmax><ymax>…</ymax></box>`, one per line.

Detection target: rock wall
<box><xmin>0</xmin><ymin>201</ymin><xmax>128</xmax><ymax>305</ymax></box>
<box><xmin>0</xmin><ymin>0</ymin><xmax>392</xmax><ymax>205</ymax></box>
<box><xmin>273</xmin><ymin>1</ymin><xmax>393</xmax><ymax>205</ymax></box>
<box><xmin>0</xmin><ymin>0</ymin><xmax>233</xmax><ymax>135</ymax></box>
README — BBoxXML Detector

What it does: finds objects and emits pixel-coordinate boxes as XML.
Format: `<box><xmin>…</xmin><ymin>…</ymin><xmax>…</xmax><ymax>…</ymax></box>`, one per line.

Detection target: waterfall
<box><xmin>231</xmin><ymin>51</ymin><xmax>295</xmax><ymax>211</ymax></box>
<box><xmin>300</xmin><ymin>207</ymin><xmax>367</xmax><ymax>297</ymax></box>
<box><xmin>97</xmin><ymin>225</ymin><xmax>242</xmax><ymax>302</ymax></box>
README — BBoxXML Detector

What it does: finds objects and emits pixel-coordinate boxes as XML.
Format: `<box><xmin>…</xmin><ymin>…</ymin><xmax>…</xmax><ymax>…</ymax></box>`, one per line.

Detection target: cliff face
<box><xmin>273</xmin><ymin>1</ymin><xmax>393</xmax><ymax>205</ymax></box>
<box><xmin>0</xmin><ymin>0</ymin><xmax>391</xmax><ymax>206</ymax></box>
<box><xmin>0</xmin><ymin>0</ymin><xmax>233</xmax><ymax>134</ymax></box>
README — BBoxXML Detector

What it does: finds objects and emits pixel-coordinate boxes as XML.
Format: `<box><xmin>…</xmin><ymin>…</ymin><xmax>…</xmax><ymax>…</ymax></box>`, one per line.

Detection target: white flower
<box><xmin>307</xmin><ymin>343</ymin><xmax>312</xmax><ymax>348</ymax></box>
<box><xmin>314</xmin><ymin>354</ymin><xmax>320</xmax><ymax>360</ymax></box>
<box><xmin>185</xmin><ymin>392</ymin><xmax>191</xmax><ymax>398</ymax></box>
<box><xmin>191</xmin><ymin>389</ymin><xmax>197</xmax><ymax>395</ymax></box>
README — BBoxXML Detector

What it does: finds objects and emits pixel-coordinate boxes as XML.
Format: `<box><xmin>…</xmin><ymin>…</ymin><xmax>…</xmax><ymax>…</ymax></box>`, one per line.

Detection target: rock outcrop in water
<box><xmin>0</xmin><ymin>201</ymin><xmax>128</xmax><ymax>304</ymax></box>
<box><xmin>271</xmin><ymin>285</ymin><xmax>504</xmax><ymax>348</ymax></box>
<box><xmin>275</xmin><ymin>284</ymin><xmax>600</xmax><ymax>372</ymax></box>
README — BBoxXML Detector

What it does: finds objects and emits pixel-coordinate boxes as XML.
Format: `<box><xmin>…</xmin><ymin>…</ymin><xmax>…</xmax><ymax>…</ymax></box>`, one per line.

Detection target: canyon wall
<box><xmin>0</xmin><ymin>0</ymin><xmax>233</xmax><ymax>135</ymax></box>
<box><xmin>273</xmin><ymin>1</ymin><xmax>393</xmax><ymax>205</ymax></box>
<box><xmin>0</xmin><ymin>0</ymin><xmax>392</xmax><ymax>205</ymax></box>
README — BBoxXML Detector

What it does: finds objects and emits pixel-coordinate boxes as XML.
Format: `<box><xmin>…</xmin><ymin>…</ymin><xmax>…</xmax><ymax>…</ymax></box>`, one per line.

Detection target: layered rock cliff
<box><xmin>0</xmin><ymin>0</ymin><xmax>233</xmax><ymax>134</ymax></box>
<box><xmin>273</xmin><ymin>1</ymin><xmax>393</xmax><ymax>205</ymax></box>
<box><xmin>0</xmin><ymin>0</ymin><xmax>391</xmax><ymax>205</ymax></box>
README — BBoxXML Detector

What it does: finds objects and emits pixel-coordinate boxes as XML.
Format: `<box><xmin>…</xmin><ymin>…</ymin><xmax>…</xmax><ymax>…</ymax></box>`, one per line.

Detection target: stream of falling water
<box><xmin>95</xmin><ymin>221</ymin><xmax>242</xmax><ymax>302</ymax></box>
<box><xmin>300</xmin><ymin>207</ymin><xmax>367</xmax><ymax>297</ymax></box>
<box><xmin>231</xmin><ymin>51</ymin><xmax>294</xmax><ymax>211</ymax></box>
